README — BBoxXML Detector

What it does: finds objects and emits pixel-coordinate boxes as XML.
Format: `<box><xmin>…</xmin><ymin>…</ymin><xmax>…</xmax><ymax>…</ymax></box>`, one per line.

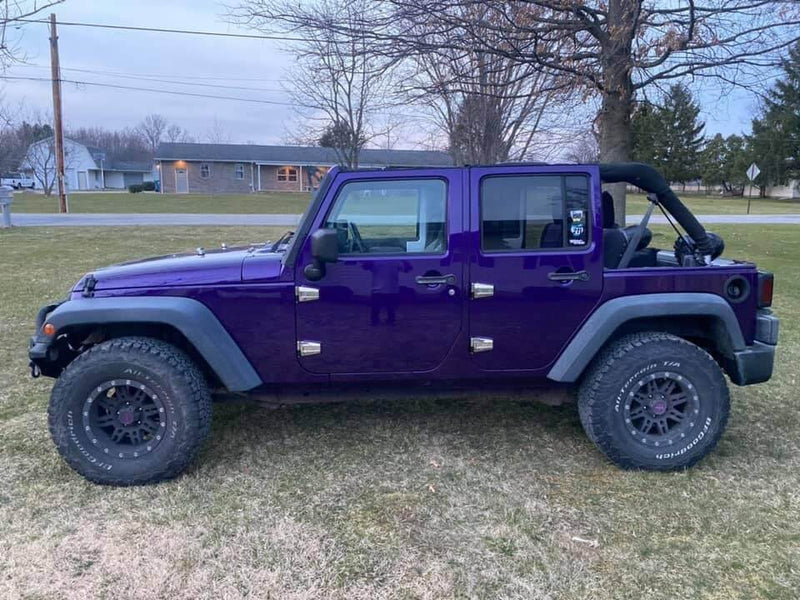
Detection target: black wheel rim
<box><xmin>82</xmin><ymin>379</ymin><xmax>166</xmax><ymax>459</ymax></box>
<box><xmin>622</xmin><ymin>371</ymin><xmax>701</xmax><ymax>448</ymax></box>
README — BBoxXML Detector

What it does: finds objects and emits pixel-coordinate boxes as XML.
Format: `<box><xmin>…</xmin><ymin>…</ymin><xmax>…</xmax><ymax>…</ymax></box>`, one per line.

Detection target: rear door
<box><xmin>468</xmin><ymin>165</ymin><xmax>604</xmax><ymax>372</ymax></box>
<box><xmin>294</xmin><ymin>170</ymin><xmax>464</xmax><ymax>375</ymax></box>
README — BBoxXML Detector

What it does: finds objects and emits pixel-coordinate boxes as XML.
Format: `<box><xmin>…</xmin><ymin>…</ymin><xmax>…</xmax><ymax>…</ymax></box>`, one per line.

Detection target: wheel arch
<box><xmin>39</xmin><ymin>297</ymin><xmax>262</xmax><ymax>392</ymax></box>
<box><xmin>547</xmin><ymin>293</ymin><xmax>745</xmax><ymax>383</ymax></box>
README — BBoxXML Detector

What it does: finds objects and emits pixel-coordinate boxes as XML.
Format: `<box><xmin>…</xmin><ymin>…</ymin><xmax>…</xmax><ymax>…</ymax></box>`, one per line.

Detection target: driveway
<box><xmin>5</xmin><ymin>212</ymin><xmax>800</xmax><ymax>227</ymax></box>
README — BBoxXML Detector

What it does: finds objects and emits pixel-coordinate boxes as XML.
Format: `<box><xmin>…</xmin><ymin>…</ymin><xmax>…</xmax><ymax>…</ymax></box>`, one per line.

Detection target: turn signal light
<box><xmin>42</xmin><ymin>323</ymin><xmax>56</xmax><ymax>336</ymax></box>
<box><xmin>758</xmin><ymin>271</ymin><xmax>774</xmax><ymax>308</ymax></box>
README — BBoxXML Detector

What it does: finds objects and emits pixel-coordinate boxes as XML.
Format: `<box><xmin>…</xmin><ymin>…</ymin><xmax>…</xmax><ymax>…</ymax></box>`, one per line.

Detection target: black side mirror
<box><xmin>305</xmin><ymin>228</ymin><xmax>339</xmax><ymax>281</ymax></box>
<box><xmin>311</xmin><ymin>228</ymin><xmax>339</xmax><ymax>263</ymax></box>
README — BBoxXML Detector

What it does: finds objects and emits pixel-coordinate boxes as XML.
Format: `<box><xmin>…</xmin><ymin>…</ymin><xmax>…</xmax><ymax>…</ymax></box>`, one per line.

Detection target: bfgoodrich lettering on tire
<box><xmin>48</xmin><ymin>337</ymin><xmax>212</xmax><ymax>485</ymax></box>
<box><xmin>578</xmin><ymin>332</ymin><xmax>730</xmax><ymax>470</ymax></box>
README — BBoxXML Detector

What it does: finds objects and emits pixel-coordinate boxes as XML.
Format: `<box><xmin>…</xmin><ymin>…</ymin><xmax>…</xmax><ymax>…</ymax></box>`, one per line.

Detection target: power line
<box><xmin>11</xmin><ymin>64</ymin><xmax>288</xmax><ymax>93</ymax></box>
<box><xmin>0</xmin><ymin>75</ymin><xmax>300</xmax><ymax>106</ymax></box>
<box><xmin>12</xmin><ymin>17</ymin><xmax>310</xmax><ymax>43</ymax></box>
<box><xmin>13</xmin><ymin>63</ymin><xmax>285</xmax><ymax>83</ymax></box>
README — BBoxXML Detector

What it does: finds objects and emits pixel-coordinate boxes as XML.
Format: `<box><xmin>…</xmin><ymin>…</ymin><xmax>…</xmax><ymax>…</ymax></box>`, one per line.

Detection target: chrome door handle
<box><xmin>548</xmin><ymin>270</ymin><xmax>590</xmax><ymax>282</ymax></box>
<box><xmin>415</xmin><ymin>274</ymin><xmax>456</xmax><ymax>286</ymax></box>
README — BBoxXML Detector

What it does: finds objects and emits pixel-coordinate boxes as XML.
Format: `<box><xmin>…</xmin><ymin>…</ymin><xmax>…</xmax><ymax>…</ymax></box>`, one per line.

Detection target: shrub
<box><xmin>128</xmin><ymin>184</ymin><xmax>144</xmax><ymax>193</ymax></box>
<box><xmin>142</xmin><ymin>181</ymin><xmax>156</xmax><ymax>191</ymax></box>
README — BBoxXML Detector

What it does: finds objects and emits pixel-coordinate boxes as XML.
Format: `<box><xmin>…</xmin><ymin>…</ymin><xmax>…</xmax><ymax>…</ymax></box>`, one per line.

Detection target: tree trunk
<box><xmin>597</xmin><ymin>0</ymin><xmax>636</xmax><ymax>224</ymax></box>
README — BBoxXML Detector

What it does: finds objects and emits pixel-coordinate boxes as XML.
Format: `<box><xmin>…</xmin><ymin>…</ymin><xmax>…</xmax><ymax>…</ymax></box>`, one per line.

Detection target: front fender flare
<box><xmin>42</xmin><ymin>297</ymin><xmax>262</xmax><ymax>392</ymax></box>
<box><xmin>547</xmin><ymin>293</ymin><xmax>745</xmax><ymax>383</ymax></box>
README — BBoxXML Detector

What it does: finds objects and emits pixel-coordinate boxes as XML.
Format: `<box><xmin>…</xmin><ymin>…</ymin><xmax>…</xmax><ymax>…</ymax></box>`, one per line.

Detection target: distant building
<box><xmin>154</xmin><ymin>142</ymin><xmax>453</xmax><ymax>194</ymax></box>
<box><xmin>20</xmin><ymin>137</ymin><xmax>153</xmax><ymax>191</ymax></box>
<box><xmin>765</xmin><ymin>180</ymin><xmax>800</xmax><ymax>199</ymax></box>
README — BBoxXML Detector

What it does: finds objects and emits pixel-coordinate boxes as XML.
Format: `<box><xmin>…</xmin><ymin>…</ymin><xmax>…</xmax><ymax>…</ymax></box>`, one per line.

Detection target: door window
<box><xmin>325</xmin><ymin>178</ymin><xmax>447</xmax><ymax>254</ymax></box>
<box><xmin>481</xmin><ymin>175</ymin><xmax>590</xmax><ymax>252</ymax></box>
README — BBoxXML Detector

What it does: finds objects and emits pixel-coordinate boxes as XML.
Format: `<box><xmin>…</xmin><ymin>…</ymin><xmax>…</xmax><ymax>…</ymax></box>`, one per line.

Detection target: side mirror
<box><xmin>305</xmin><ymin>228</ymin><xmax>338</xmax><ymax>281</ymax></box>
<box><xmin>310</xmin><ymin>228</ymin><xmax>339</xmax><ymax>263</ymax></box>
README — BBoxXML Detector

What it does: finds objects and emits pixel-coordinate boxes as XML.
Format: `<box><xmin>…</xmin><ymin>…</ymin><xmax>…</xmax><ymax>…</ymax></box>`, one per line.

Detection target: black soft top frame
<box><xmin>599</xmin><ymin>163</ymin><xmax>712</xmax><ymax>254</ymax></box>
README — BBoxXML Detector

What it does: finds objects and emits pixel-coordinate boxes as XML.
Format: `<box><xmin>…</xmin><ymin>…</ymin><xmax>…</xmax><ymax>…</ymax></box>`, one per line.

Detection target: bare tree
<box><xmin>137</xmin><ymin>113</ymin><xmax>168</xmax><ymax>155</ymax></box>
<box><xmin>1</xmin><ymin>0</ymin><xmax>63</xmax><ymax>69</ymax></box>
<box><xmin>20</xmin><ymin>136</ymin><xmax>76</xmax><ymax>195</ymax></box>
<box><xmin>565</xmin><ymin>127</ymin><xmax>600</xmax><ymax>164</ymax></box>
<box><xmin>165</xmin><ymin>123</ymin><xmax>193</xmax><ymax>143</ymax></box>
<box><xmin>205</xmin><ymin>116</ymin><xmax>231</xmax><ymax>144</ymax></box>
<box><xmin>231</xmin><ymin>0</ymin><xmax>394</xmax><ymax>168</ymax></box>
<box><xmin>399</xmin><ymin>5</ymin><xmax>579</xmax><ymax>165</ymax></box>
<box><xmin>254</xmin><ymin>0</ymin><xmax>800</xmax><ymax>218</ymax></box>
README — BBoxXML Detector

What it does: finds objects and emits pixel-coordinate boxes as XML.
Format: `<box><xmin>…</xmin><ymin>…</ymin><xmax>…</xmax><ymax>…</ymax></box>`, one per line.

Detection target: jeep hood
<box><xmin>73</xmin><ymin>246</ymin><xmax>283</xmax><ymax>291</ymax></box>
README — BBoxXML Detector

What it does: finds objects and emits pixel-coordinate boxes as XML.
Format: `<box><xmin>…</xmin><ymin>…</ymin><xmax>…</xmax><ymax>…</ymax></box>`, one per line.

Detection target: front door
<box><xmin>295</xmin><ymin>172</ymin><xmax>463</xmax><ymax>375</ymax></box>
<box><xmin>468</xmin><ymin>166</ymin><xmax>604</xmax><ymax>372</ymax></box>
<box><xmin>175</xmin><ymin>168</ymin><xmax>188</xmax><ymax>193</ymax></box>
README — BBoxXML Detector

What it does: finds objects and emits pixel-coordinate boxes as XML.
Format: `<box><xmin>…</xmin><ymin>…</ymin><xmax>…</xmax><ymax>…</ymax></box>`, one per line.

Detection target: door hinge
<box><xmin>470</xmin><ymin>337</ymin><xmax>494</xmax><ymax>353</ymax></box>
<box><xmin>297</xmin><ymin>340</ymin><xmax>322</xmax><ymax>356</ymax></box>
<box><xmin>471</xmin><ymin>282</ymin><xmax>494</xmax><ymax>299</ymax></box>
<box><xmin>295</xmin><ymin>286</ymin><xmax>320</xmax><ymax>303</ymax></box>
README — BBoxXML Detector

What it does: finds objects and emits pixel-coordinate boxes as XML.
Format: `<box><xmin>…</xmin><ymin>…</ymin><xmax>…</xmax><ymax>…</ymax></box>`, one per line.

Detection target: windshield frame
<box><xmin>282</xmin><ymin>168</ymin><xmax>336</xmax><ymax>268</ymax></box>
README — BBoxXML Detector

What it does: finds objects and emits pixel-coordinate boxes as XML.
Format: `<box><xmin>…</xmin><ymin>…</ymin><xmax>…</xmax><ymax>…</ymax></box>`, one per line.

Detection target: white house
<box><xmin>765</xmin><ymin>180</ymin><xmax>800</xmax><ymax>199</ymax></box>
<box><xmin>20</xmin><ymin>138</ymin><xmax>153</xmax><ymax>191</ymax></box>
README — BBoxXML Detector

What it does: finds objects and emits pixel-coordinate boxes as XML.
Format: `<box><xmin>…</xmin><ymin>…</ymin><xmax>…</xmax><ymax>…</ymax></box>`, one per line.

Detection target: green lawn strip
<box><xmin>9</xmin><ymin>191</ymin><xmax>312</xmax><ymax>214</ymax></box>
<box><xmin>628</xmin><ymin>192</ymin><xmax>800</xmax><ymax>215</ymax></box>
<box><xmin>0</xmin><ymin>225</ymin><xmax>798</xmax><ymax>598</ymax></box>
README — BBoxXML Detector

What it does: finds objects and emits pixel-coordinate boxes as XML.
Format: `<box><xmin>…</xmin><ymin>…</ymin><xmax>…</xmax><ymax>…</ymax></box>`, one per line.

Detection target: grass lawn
<box><xmin>11</xmin><ymin>189</ymin><xmax>800</xmax><ymax>216</ymax></box>
<box><xmin>1</xmin><ymin>225</ymin><xmax>798</xmax><ymax>599</ymax></box>
<box><xmin>10</xmin><ymin>191</ymin><xmax>312</xmax><ymax>215</ymax></box>
<box><xmin>627</xmin><ymin>192</ymin><xmax>800</xmax><ymax>215</ymax></box>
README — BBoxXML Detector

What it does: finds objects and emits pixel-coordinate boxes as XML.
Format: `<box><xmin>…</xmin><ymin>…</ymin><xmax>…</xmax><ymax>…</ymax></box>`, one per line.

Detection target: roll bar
<box><xmin>599</xmin><ymin>163</ymin><xmax>712</xmax><ymax>254</ymax></box>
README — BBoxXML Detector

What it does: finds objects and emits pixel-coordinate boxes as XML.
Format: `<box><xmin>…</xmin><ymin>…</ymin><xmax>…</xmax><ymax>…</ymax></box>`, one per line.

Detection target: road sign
<box><xmin>747</xmin><ymin>163</ymin><xmax>760</xmax><ymax>181</ymax></box>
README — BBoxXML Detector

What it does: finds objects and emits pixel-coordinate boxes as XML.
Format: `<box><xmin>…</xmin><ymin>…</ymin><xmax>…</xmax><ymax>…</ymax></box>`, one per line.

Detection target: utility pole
<box><xmin>49</xmin><ymin>13</ymin><xmax>68</xmax><ymax>213</ymax></box>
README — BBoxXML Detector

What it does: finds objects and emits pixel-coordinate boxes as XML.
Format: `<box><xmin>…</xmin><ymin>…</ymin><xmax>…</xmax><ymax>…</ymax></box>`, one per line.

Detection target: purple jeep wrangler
<box><xmin>30</xmin><ymin>163</ymin><xmax>779</xmax><ymax>485</ymax></box>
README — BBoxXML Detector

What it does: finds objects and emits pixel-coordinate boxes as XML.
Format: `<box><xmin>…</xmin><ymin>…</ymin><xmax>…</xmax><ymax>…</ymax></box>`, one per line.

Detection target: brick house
<box><xmin>154</xmin><ymin>142</ymin><xmax>453</xmax><ymax>194</ymax></box>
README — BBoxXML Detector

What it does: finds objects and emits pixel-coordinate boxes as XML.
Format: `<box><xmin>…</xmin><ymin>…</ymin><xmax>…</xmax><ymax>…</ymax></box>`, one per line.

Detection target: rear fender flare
<box><xmin>547</xmin><ymin>293</ymin><xmax>745</xmax><ymax>383</ymax></box>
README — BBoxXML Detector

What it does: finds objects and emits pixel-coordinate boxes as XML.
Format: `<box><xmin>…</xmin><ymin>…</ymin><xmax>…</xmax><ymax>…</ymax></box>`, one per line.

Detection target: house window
<box><xmin>277</xmin><ymin>166</ymin><xmax>298</xmax><ymax>182</ymax></box>
<box><xmin>235</xmin><ymin>163</ymin><xmax>245</xmax><ymax>180</ymax></box>
<box><xmin>200</xmin><ymin>163</ymin><xmax>210</xmax><ymax>178</ymax></box>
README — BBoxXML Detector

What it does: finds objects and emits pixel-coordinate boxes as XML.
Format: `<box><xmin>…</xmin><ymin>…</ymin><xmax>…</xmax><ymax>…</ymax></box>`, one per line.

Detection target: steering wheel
<box><xmin>348</xmin><ymin>221</ymin><xmax>367</xmax><ymax>253</ymax></box>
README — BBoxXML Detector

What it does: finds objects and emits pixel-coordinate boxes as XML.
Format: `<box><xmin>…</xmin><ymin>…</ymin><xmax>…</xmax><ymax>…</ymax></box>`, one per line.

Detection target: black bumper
<box><xmin>726</xmin><ymin>310</ymin><xmax>779</xmax><ymax>386</ymax></box>
<box><xmin>28</xmin><ymin>301</ymin><xmax>64</xmax><ymax>377</ymax></box>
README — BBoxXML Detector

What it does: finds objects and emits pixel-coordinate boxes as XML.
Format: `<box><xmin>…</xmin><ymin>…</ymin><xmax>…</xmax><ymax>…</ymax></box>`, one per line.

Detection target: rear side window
<box><xmin>481</xmin><ymin>174</ymin><xmax>590</xmax><ymax>252</ymax></box>
<box><xmin>325</xmin><ymin>178</ymin><xmax>447</xmax><ymax>255</ymax></box>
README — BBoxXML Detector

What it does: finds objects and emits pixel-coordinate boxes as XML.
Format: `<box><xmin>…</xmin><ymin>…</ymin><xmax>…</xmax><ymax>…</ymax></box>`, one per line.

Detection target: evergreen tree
<box><xmin>630</xmin><ymin>85</ymin><xmax>704</xmax><ymax>185</ymax></box>
<box><xmin>660</xmin><ymin>85</ymin><xmax>705</xmax><ymax>184</ymax></box>
<box><xmin>750</xmin><ymin>42</ymin><xmax>800</xmax><ymax>186</ymax></box>
<box><xmin>699</xmin><ymin>134</ymin><xmax>727</xmax><ymax>192</ymax></box>
<box><xmin>630</xmin><ymin>101</ymin><xmax>662</xmax><ymax>166</ymax></box>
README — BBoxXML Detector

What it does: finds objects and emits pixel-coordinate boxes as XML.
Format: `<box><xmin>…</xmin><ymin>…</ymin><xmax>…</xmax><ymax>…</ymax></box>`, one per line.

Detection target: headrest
<box><xmin>601</xmin><ymin>191</ymin><xmax>616</xmax><ymax>228</ymax></box>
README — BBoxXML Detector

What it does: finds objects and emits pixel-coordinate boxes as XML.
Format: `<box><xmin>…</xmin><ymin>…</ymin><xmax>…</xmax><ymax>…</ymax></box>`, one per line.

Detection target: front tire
<box><xmin>578</xmin><ymin>332</ymin><xmax>730</xmax><ymax>471</ymax></box>
<box><xmin>48</xmin><ymin>337</ymin><xmax>212</xmax><ymax>485</ymax></box>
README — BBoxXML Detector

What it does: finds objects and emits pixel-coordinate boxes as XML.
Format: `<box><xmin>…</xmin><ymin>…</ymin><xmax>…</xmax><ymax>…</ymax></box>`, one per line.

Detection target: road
<box><xmin>5</xmin><ymin>212</ymin><xmax>800</xmax><ymax>227</ymax></box>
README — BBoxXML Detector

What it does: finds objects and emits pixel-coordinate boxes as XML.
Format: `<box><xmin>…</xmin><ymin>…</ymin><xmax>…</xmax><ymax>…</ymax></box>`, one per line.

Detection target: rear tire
<box><xmin>48</xmin><ymin>337</ymin><xmax>212</xmax><ymax>485</ymax></box>
<box><xmin>578</xmin><ymin>332</ymin><xmax>730</xmax><ymax>471</ymax></box>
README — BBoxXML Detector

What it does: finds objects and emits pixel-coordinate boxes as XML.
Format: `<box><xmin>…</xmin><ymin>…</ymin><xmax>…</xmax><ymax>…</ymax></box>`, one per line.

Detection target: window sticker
<box><xmin>568</xmin><ymin>209</ymin><xmax>588</xmax><ymax>246</ymax></box>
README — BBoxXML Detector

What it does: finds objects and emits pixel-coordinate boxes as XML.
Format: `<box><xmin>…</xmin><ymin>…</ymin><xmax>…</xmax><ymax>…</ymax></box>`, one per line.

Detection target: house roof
<box><xmin>154</xmin><ymin>142</ymin><xmax>453</xmax><ymax>167</ymax></box>
<box><xmin>105</xmin><ymin>161</ymin><xmax>152</xmax><ymax>173</ymax></box>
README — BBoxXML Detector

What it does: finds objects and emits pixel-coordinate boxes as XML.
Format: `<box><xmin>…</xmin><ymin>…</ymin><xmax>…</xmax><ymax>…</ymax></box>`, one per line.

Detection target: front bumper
<box><xmin>28</xmin><ymin>301</ymin><xmax>64</xmax><ymax>377</ymax></box>
<box><xmin>726</xmin><ymin>310</ymin><xmax>779</xmax><ymax>386</ymax></box>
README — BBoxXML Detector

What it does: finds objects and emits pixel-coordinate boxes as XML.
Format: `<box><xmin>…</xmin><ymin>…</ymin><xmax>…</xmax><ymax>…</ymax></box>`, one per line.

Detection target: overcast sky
<box><xmin>0</xmin><ymin>0</ymin><xmax>764</xmax><ymax>147</ymax></box>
